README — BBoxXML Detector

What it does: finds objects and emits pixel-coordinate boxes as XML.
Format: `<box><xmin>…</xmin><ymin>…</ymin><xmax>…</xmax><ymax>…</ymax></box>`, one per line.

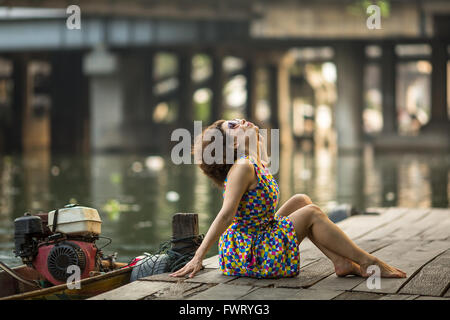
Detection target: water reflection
<box><xmin>0</xmin><ymin>147</ymin><xmax>448</xmax><ymax>267</ymax></box>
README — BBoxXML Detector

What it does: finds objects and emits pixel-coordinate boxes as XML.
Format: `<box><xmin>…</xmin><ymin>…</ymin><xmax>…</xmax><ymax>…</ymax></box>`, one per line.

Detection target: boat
<box><xmin>1</xmin><ymin>205</ymin><xmax>136</xmax><ymax>300</ymax></box>
<box><xmin>0</xmin><ymin>261</ymin><xmax>132</xmax><ymax>300</ymax></box>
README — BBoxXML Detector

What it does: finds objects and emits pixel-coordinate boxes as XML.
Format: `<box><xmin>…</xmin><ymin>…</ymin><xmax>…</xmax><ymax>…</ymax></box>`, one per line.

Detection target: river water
<box><xmin>0</xmin><ymin>146</ymin><xmax>449</xmax><ymax>267</ymax></box>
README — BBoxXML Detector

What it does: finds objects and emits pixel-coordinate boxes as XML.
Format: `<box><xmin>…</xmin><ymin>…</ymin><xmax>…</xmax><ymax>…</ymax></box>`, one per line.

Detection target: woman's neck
<box><xmin>243</xmin><ymin>147</ymin><xmax>262</xmax><ymax>167</ymax></box>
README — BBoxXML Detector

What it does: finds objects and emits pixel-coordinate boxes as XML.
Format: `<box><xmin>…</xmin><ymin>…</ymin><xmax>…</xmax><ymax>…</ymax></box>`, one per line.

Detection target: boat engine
<box><xmin>14</xmin><ymin>205</ymin><xmax>103</xmax><ymax>286</ymax></box>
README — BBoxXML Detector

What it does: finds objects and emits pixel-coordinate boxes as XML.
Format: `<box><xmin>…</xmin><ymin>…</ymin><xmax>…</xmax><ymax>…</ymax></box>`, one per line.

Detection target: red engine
<box><xmin>14</xmin><ymin>208</ymin><xmax>104</xmax><ymax>286</ymax></box>
<box><xmin>33</xmin><ymin>240</ymin><xmax>99</xmax><ymax>285</ymax></box>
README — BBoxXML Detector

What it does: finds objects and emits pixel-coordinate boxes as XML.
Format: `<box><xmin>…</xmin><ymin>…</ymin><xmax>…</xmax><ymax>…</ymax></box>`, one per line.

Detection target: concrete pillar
<box><xmin>211</xmin><ymin>52</ymin><xmax>224</xmax><ymax>122</ymax></box>
<box><xmin>334</xmin><ymin>42</ymin><xmax>365</xmax><ymax>153</ymax></box>
<box><xmin>21</xmin><ymin>60</ymin><xmax>51</xmax><ymax>152</ymax></box>
<box><xmin>419</xmin><ymin>39</ymin><xmax>450</xmax><ymax>147</ymax></box>
<box><xmin>10</xmin><ymin>55</ymin><xmax>28</xmax><ymax>153</ymax></box>
<box><xmin>429</xmin><ymin>40</ymin><xmax>448</xmax><ymax>124</ymax></box>
<box><xmin>429</xmin><ymin>161</ymin><xmax>448</xmax><ymax>208</ymax></box>
<box><xmin>178</xmin><ymin>52</ymin><xmax>194</xmax><ymax>129</ymax></box>
<box><xmin>245</xmin><ymin>61</ymin><xmax>257</xmax><ymax>122</ymax></box>
<box><xmin>121</xmin><ymin>52</ymin><xmax>155</xmax><ymax>150</ymax></box>
<box><xmin>84</xmin><ymin>47</ymin><xmax>124</xmax><ymax>152</ymax></box>
<box><xmin>268</xmin><ymin>64</ymin><xmax>280</xmax><ymax>129</ymax></box>
<box><xmin>50</xmin><ymin>52</ymin><xmax>89</xmax><ymax>154</ymax></box>
<box><xmin>381</xmin><ymin>42</ymin><xmax>398</xmax><ymax>134</ymax></box>
<box><xmin>380</xmin><ymin>161</ymin><xmax>398</xmax><ymax>207</ymax></box>
<box><xmin>268</xmin><ymin>53</ymin><xmax>295</xmax><ymax>151</ymax></box>
<box><xmin>336</xmin><ymin>153</ymin><xmax>365</xmax><ymax>212</ymax></box>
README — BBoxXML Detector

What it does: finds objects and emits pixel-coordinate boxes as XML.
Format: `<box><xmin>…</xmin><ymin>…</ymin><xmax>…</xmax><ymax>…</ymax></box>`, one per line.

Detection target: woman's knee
<box><xmin>289</xmin><ymin>203</ymin><xmax>326</xmax><ymax>226</ymax></box>
<box><xmin>291</xmin><ymin>193</ymin><xmax>313</xmax><ymax>208</ymax></box>
<box><xmin>303</xmin><ymin>204</ymin><xmax>327</xmax><ymax>221</ymax></box>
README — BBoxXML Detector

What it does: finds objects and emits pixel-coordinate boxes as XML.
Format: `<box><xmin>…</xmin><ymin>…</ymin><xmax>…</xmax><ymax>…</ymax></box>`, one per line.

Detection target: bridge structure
<box><xmin>0</xmin><ymin>0</ymin><xmax>449</xmax><ymax>154</ymax></box>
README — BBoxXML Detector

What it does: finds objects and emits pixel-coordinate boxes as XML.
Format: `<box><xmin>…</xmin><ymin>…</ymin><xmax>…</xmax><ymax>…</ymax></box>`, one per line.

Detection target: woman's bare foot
<box><xmin>359</xmin><ymin>257</ymin><xmax>407</xmax><ymax>278</ymax></box>
<box><xmin>334</xmin><ymin>258</ymin><xmax>362</xmax><ymax>277</ymax></box>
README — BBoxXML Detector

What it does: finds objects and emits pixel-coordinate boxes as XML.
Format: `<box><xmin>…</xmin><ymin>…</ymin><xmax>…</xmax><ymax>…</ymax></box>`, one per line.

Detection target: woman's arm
<box><xmin>169</xmin><ymin>159</ymin><xmax>256</xmax><ymax>278</ymax></box>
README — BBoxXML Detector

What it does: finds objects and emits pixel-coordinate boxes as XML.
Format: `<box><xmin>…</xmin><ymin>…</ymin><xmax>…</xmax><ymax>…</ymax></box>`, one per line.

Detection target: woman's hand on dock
<box><xmin>169</xmin><ymin>255</ymin><xmax>203</xmax><ymax>278</ymax></box>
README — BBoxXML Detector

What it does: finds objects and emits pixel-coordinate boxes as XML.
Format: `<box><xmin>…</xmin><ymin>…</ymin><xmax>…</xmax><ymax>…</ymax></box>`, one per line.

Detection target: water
<box><xmin>0</xmin><ymin>146</ymin><xmax>449</xmax><ymax>267</ymax></box>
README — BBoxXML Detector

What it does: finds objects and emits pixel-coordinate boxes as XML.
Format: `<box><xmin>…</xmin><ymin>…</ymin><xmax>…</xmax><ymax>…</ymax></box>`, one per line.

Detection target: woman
<box><xmin>170</xmin><ymin>119</ymin><xmax>406</xmax><ymax>279</ymax></box>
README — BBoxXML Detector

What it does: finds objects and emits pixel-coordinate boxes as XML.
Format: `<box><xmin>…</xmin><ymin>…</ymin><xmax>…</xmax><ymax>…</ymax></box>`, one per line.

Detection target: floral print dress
<box><xmin>218</xmin><ymin>155</ymin><xmax>300</xmax><ymax>278</ymax></box>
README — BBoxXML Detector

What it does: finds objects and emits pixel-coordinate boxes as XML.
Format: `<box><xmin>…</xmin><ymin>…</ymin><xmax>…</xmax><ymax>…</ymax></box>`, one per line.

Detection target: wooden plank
<box><xmin>413</xmin><ymin>209</ymin><xmax>450</xmax><ymax>240</ymax></box>
<box><xmin>140</xmin><ymin>272</ymin><xmax>183</xmax><ymax>282</ymax></box>
<box><xmin>143</xmin><ymin>282</ymin><xmax>208</xmax><ymax>300</ymax></box>
<box><xmin>312</xmin><ymin>274</ymin><xmax>365</xmax><ymax>292</ymax></box>
<box><xmin>293</xmin><ymin>288</ymin><xmax>344</xmax><ymax>300</ymax></box>
<box><xmin>240</xmin><ymin>287</ymin><xmax>343</xmax><ymax>300</ymax></box>
<box><xmin>378</xmin><ymin>294</ymin><xmax>419</xmax><ymax>300</ymax></box>
<box><xmin>89</xmin><ymin>281</ymin><xmax>171</xmax><ymax>300</ymax></box>
<box><xmin>390</xmin><ymin>209</ymin><xmax>443</xmax><ymax>240</ymax></box>
<box><xmin>310</xmin><ymin>240</ymin><xmax>393</xmax><ymax>291</ymax></box>
<box><xmin>227</xmin><ymin>258</ymin><xmax>335</xmax><ymax>289</ymax></box>
<box><xmin>229</xmin><ymin>240</ymin><xmax>390</xmax><ymax>289</ymax></box>
<box><xmin>359</xmin><ymin>208</ymin><xmax>429</xmax><ymax>241</ymax></box>
<box><xmin>399</xmin><ymin>249</ymin><xmax>450</xmax><ymax>296</ymax></box>
<box><xmin>239</xmin><ymin>287</ymin><xmax>301</xmax><ymax>300</ymax></box>
<box><xmin>271</xmin><ymin>258</ymin><xmax>335</xmax><ymax>288</ymax></box>
<box><xmin>203</xmin><ymin>255</ymin><xmax>219</xmax><ymax>269</ymax></box>
<box><xmin>335</xmin><ymin>207</ymin><xmax>409</xmax><ymax>240</ymax></box>
<box><xmin>187</xmin><ymin>283</ymin><xmax>257</xmax><ymax>300</ymax></box>
<box><xmin>333</xmin><ymin>291</ymin><xmax>385</xmax><ymax>300</ymax></box>
<box><xmin>311</xmin><ymin>240</ymin><xmax>421</xmax><ymax>292</ymax></box>
<box><xmin>140</xmin><ymin>268</ymin><xmax>222</xmax><ymax>283</ymax></box>
<box><xmin>445</xmin><ymin>288</ymin><xmax>450</xmax><ymax>298</ymax></box>
<box><xmin>185</xmin><ymin>269</ymin><xmax>238</xmax><ymax>284</ymax></box>
<box><xmin>415</xmin><ymin>296</ymin><xmax>450</xmax><ymax>300</ymax></box>
<box><xmin>352</xmin><ymin>240</ymin><xmax>450</xmax><ymax>294</ymax></box>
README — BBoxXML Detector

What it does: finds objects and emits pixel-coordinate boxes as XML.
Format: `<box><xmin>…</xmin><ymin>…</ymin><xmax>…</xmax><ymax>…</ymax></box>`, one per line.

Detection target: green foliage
<box><xmin>347</xmin><ymin>0</ymin><xmax>391</xmax><ymax>18</ymax></box>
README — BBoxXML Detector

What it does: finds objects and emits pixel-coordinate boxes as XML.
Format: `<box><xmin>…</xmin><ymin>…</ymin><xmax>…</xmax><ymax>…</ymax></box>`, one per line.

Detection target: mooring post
<box><xmin>171</xmin><ymin>213</ymin><xmax>199</xmax><ymax>255</ymax></box>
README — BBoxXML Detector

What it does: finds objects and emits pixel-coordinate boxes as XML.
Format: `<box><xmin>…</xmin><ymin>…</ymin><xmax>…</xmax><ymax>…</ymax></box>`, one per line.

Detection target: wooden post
<box><xmin>171</xmin><ymin>213</ymin><xmax>199</xmax><ymax>255</ymax></box>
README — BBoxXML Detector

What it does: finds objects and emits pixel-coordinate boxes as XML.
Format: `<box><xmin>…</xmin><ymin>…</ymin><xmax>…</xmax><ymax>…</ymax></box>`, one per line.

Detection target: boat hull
<box><xmin>0</xmin><ymin>264</ymin><xmax>132</xmax><ymax>300</ymax></box>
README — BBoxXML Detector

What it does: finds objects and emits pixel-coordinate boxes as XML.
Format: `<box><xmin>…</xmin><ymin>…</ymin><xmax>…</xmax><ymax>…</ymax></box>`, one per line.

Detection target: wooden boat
<box><xmin>0</xmin><ymin>262</ymin><xmax>133</xmax><ymax>300</ymax></box>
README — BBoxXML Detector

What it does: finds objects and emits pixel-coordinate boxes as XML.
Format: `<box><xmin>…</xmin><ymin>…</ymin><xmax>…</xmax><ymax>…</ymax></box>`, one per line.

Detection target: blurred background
<box><xmin>0</xmin><ymin>0</ymin><xmax>449</xmax><ymax>266</ymax></box>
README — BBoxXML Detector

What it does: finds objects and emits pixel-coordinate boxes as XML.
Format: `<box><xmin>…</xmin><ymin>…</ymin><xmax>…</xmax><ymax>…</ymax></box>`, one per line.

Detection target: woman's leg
<box><xmin>276</xmin><ymin>195</ymin><xmax>361</xmax><ymax>276</ymax></box>
<box><xmin>287</xmin><ymin>202</ymin><xmax>406</xmax><ymax>278</ymax></box>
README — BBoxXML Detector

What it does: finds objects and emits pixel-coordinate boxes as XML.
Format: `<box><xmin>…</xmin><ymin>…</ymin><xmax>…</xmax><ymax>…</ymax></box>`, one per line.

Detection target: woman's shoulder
<box><xmin>227</xmin><ymin>156</ymin><xmax>256</xmax><ymax>181</ymax></box>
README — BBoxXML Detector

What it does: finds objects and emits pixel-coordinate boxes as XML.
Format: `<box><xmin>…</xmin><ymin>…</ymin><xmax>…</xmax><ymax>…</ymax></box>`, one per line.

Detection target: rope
<box><xmin>0</xmin><ymin>261</ymin><xmax>41</xmax><ymax>288</ymax></box>
<box><xmin>127</xmin><ymin>234</ymin><xmax>204</xmax><ymax>278</ymax></box>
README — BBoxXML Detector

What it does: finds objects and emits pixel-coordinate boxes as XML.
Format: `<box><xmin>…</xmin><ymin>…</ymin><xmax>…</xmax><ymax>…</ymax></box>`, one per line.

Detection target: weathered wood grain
<box><xmin>414</xmin><ymin>209</ymin><xmax>450</xmax><ymax>240</ymax></box>
<box><xmin>203</xmin><ymin>255</ymin><xmax>219</xmax><ymax>269</ymax></box>
<box><xmin>240</xmin><ymin>287</ymin><xmax>343</xmax><ymax>300</ymax></box>
<box><xmin>310</xmin><ymin>239</ymin><xmax>393</xmax><ymax>291</ymax></box>
<box><xmin>335</xmin><ymin>207</ymin><xmax>408</xmax><ymax>240</ymax></box>
<box><xmin>415</xmin><ymin>296</ymin><xmax>450</xmax><ymax>300</ymax></box>
<box><xmin>378</xmin><ymin>294</ymin><xmax>419</xmax><ymax>300</ymax></box>
<box><xmin>187</xmin><ymin>283</ymin><xmax>257</xmax><ymax>300</ymax></box>
<box><xmin>333</xmin><ymin>291</ymin><xmax>385</xmax><ymax>300</ymax></box>
<box><xmin>185</xmin><ymin>269</ymin><xmax>237</xmax><ymax>284</ymax></box>
<box><xmin>443</xmin><ymin>288</ymin><xmax>450</xmax><ymax>298</ymax></box>
<box><xmin>239</xmin><ymin>287</ymin><xmax>301</xmax><ymax>300</ymax></box>
<box><xmin>89</xmin><ymin>280</ymin><xmax>171</xmax><ymax>300</ymax></box>
<box><xmin>399</xmin><ymin>250</ymin><xmax>450</xmax><ymax>296</ymax></box>
<box><xmin>352</xmin><ymin>240</ymin><xmax>450</xmax><ymax>294</ymax></box>
<box><xmin>144</xmin><ymin>282</ymin><xmax>208</xmax><ymax>300</ymax></box>
<box><xmin>391</xmin><ymin>209</ymin><xmax>441</xmax><ymax>240</ymax></box>
<box><xmin>293</xmin><ymin>288</ymin><xmax>344</xmax><ymax>300</ymax></box>
<box><xmin>88</xmin><ymin>207</ymin><xmax>450</xmax><ymax>300</ymax></box>
<box><xmin>359</xmin><ymin>208</ymin><xmax>429</xmax><ymax>240</ymax></box>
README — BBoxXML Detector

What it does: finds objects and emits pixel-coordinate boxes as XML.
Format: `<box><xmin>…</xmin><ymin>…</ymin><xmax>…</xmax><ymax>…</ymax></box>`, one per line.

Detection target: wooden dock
<box><xmin>90</xmin><ymin>207</ymin><xmax>450</xmax><ymax>300</ymax></box>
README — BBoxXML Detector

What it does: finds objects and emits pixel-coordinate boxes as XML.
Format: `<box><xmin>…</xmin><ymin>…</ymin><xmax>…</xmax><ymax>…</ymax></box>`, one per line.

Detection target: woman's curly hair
<box><xmin>192</xmin><ymin>120</ymin><xmax>238</xmax><ymax>187</ymax></box>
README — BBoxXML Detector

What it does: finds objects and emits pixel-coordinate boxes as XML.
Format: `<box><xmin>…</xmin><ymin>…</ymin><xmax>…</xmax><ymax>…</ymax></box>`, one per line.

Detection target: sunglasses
<box><xmin>227</xmin><ymin>119</ymin><xmax>242</xmax><ymax>129</ymax></box>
